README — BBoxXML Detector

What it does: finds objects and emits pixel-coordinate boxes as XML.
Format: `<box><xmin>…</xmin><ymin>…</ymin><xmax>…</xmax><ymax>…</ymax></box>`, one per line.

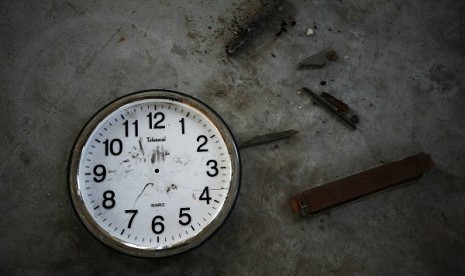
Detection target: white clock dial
<box><xmin>69</xmin><ymin>91</ymin><xmax>241</xmax><ymax>258</ymax></box>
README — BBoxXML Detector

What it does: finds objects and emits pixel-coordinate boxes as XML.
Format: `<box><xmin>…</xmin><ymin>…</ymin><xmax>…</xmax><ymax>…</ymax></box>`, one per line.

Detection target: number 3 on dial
<box><xmin>206</xmin><ymin>160</ymin><xmax>218</xmax><ymax>177</ymax></box>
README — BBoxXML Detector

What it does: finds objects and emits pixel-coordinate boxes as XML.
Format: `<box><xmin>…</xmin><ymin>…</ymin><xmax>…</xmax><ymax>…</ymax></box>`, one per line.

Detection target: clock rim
<box><xmin>68</xmin><ymin>89</ymin><xmax>241</xmax><ymax>258</ymax></box>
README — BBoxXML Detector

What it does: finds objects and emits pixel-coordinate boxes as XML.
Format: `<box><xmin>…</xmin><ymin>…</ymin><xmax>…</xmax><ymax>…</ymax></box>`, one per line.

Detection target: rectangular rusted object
<box><xmin>291</xmin><ymin>153</ymin><xmax>434</xmax><ymax>216</ymax></box>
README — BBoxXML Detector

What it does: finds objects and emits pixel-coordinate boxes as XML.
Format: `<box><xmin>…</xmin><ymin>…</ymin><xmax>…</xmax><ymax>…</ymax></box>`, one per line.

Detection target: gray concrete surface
<box><xmin>1</xmin><ymin>0</ymin><xmax>465</xmax><ymax>274</ymax></box>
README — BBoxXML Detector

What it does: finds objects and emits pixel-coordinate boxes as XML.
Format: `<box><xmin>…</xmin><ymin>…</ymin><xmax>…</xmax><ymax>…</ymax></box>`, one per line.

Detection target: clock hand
<box><xmin>167</xmin><ymin>185</ymin><xmax>228</xmax><ymax>192</ymax></box>
<box><xmin>132</xmin><ymin>182</ymin><xmax>154</xmax><ymax>209</ymax></box>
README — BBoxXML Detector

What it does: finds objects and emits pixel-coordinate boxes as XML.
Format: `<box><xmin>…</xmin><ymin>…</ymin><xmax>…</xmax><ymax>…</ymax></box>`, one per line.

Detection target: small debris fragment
<box><xmin>325</xmin><ymin>50</ymin><xmax>337</xmax><ymax>61</ymax></box>
<box><xmin>343</xmin><ymin>55</ymin><xmax>349</xmax><ymax>59</ymax></box>
<box><xmin>298</xmin><ymin>49</ymin><xmax>337</xmax><ymax>69</ymax></box>
<box><xmin>306</xmin><ymin>28</ymin><xmax>314</xmax><ymax>36</ymax></box>
<box><xmin>226</xmin><ymin>0</ymin><xmax>283</xmax><ymax>56</ymax></box>
<box><xmin>240</xmin><ymin>130</ymin><xmax>299</xmax><ymax>149</ymax></box>
<box><xmin>215</xmin><ymin>90</ymin><xmax>227</xmax><ymax>97</ymax></box>
<box><xmin>301</xmin><ymin>87</ymin><xmax>358</xmax><ymax>129</ymax></box>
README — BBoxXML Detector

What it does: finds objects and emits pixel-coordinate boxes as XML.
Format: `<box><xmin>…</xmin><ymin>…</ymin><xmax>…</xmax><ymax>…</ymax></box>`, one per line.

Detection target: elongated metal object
<box><xmin>298</xmin><ymin>49</ymin><xmax>337</xmax><ymax>69</ymax></box>
<box><xmin>240</xmin><ymin>130</ymin><xmax>298</xmax><ymax>149</ymax></box>
<box><xmin>290</xmin><ymin>153</ymin><xmax>434</xmax><ymax>216</ymax></box>
<box><xmin>302</xmin><ymin>87</ymin><xmax>358</xmax><ymax>129</ymax></box>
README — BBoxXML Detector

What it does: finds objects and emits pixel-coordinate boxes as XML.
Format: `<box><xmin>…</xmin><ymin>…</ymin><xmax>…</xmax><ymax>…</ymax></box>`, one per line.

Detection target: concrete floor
<box><xmin>1</xmin><ymin>0</ymin><xmax>465</xmax><ymax>274</ymax></box>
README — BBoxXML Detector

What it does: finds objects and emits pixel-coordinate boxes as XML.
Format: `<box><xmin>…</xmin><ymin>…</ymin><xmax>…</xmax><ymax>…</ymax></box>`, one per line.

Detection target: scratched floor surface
<box><xmin>1</xmin><ymin>0</ymin><xmax>465</xmax><ymax>274</ymax></box>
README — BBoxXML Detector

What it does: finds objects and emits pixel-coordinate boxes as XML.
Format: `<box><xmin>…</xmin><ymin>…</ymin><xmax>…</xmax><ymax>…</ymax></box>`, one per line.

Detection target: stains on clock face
<box><xmin>166</xmin><ymin>184</ymin><xmax>178</xmax><ymax>193</ymax></box>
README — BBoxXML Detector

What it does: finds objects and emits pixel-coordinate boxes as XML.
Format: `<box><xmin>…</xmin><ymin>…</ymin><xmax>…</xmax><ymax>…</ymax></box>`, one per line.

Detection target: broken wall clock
<box><xmin>68</xmin><ymin>90</ymin><xmax>241</xmax><ymax>258</ymax></box>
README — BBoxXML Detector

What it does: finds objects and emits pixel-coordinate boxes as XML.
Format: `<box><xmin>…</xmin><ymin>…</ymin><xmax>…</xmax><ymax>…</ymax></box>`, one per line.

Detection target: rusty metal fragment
<box><xmin>290</xmin><ymin>153</ymin><xmax>435</xmax><ymax>216</ymax></box>
<box><xmin>302</xmin><ymin>87</ymin><xmax>359</xmax><ymax>129</ymax></box>
<box><xmin>240</xmin><ymin>130</ymin><xmax>299</xmax><ymax>149</ymax></box>
<box><xmin>226</xmin><ymin>0</ymin><xmax>283</xmax><ymax>56</ymax></box>
<box><xmin>298</xmin><ymin>49</ymin><xmax>337</xmax><ymax>69</ymax></box>
<box><xmin>320</xmin><ymin>92</ymin><xmax>348</xmax><ymax>112</ymax></box>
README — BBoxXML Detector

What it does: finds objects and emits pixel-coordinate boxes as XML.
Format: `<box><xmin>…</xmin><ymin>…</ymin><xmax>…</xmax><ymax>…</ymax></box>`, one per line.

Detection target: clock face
<box><xmin>68</xmin><ymin>90</ymin><xmax>241</xmax><ymax>258</ymax></box>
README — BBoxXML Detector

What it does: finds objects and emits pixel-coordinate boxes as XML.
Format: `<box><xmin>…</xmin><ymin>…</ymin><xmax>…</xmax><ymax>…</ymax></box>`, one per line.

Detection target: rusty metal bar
<box><xmin>290</xmin><ymin>153</ymin><xmax>434</xmax><ymax>216</ymax></box>
<box><xmin>302</xmin><ymin>87</ymin><xmax>359</xmax><ymax>130</ymax></box>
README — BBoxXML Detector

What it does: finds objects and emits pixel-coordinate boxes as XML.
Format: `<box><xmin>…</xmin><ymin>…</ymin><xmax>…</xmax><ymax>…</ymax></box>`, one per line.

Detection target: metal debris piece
<box><xmin>240</xmin><ymin>130</ymin><xmax>299</xmax><ymax>149</ymax></box>
<box><xmin>290</xmin><ymin>153</ymin><xmax>435</xmax><ymax>216</ymax></box>
<box><xmin>320</xmin><ymin>92</ymin><xmax>348</xmax><ymax>112</ymax></box>
<box><xmin>298</xmin><ymin>49</ymin><xmax>337</xmax><ymax>69</ymax></box>
<box><xmin>302</xmin><ymin>87</ymin><xmax>359</xmax><ymax>129</ymax></box>
<box><xmin>226</xmin><ymin>0</ymin><xmax>283</xmax><ymax>56</ymax></box>
<box><xmin>325</xmin><ymin>50</ymin><xmax>337</xmax><ymax>61</ymax></box>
